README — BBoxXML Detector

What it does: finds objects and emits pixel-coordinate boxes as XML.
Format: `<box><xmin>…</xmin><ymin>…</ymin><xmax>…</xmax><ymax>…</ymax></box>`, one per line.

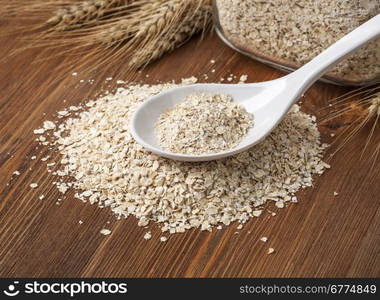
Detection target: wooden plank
<box><xmin>0</xmin><ymin>17</ymin><xmax>379</xmax><ymax>278</ymax></box>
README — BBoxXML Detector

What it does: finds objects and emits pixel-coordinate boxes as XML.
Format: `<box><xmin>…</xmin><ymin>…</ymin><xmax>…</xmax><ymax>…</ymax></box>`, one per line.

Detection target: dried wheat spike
<box><xmin>100</xmin><ymin>19</ymin><xmax>134</xmax><ymax>45</ymax></box>
<box><xmin>12</xmin><ymin>0</ymin><xmax>212</xmax><ymax>74</ymax></box>
<box><xmin>98</xmin><ymin>0</ymin><xmax>212</xmax><ymax>67</ymax></box>
<box><xmin>363</xmin><ymin>94</ymin><xmax>380</xmax><ymax>164</ymax></box>
<box><xmin>47</xmin><ymin>0</ymin><xmax>128</xmax><ymax>31</ymax></box>
<box><xmin>132</xmin><ymin>0</ymin><xmax>212</xmax><ymax>67</ymax></box>
<box><xmin>322</xmin><ymin>85</ymin><xmax>380</xmax><ymax>165</ymax></box>
<box><xmin>368</xmin><ymin>97</ymin><xmax>380</xmax><ymax>117</ymax></box>
<box><xmin>129</xmin><ymin>4</ymin><xmax>212</xmax><ymax>67</ymax></box>
<box><xmin>100</xmin><ymin>0</ymin><xmax>176</xmax><ymax>45</ymax></box>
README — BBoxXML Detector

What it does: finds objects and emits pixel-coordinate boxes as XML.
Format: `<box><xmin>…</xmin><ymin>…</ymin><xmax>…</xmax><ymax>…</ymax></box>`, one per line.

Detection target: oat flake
<box><xmin>100</xmin><ymin>229</ymin><xmax>112</xmax><ymax>235</ymax></box>
<box><xmin>144</xmin><ymin>232</ymin><xmax>152</xmax><ymax>240</ymax></box>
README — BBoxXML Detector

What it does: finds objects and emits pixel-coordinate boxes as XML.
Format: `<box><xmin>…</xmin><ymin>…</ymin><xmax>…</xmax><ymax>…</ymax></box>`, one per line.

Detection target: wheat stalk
<box><xmin>1</xmin><ymin>0</ymin><xmax>134</xmax><ymax>32</ymax></box>
<box><xmin>47</xmin><ymin>0</ymin><xmax>212</xmax><ymax>72</ymax></box>
<box><xmin>0</xmin><ymin>1</ymin><xmax>69</xmax><ymax>16</ymax></box>
<box><xmin>321</xmin><ymin>85</ymin><xmax>380</xmax><ymax>166</ymax></box>
<box><xmin>46</xmin><ymin>0</ymin><xmax>131</xmax><ymax>31</ymax></box>
<box><xmin>92</xmin><ymin>0</ymin><xmax>212</xmax><ymax>68</ymax></box>
<box><xmin>129</xmin><ymin>0</ymin><xmax>212</xmax><ymax>67</ymax></box>
<box><xmin>3</xmin><ymin>0</ymin><xmax>213</xmax><ymax>74</ymax></box>
<box><xmin>368</xmin><ymin>96</ymin><xmax>380</xmax><ymax>117</ymax></box>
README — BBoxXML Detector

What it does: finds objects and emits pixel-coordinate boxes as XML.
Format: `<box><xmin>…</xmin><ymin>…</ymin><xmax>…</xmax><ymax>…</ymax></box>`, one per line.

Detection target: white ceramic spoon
<box><xmin>131</xmin><ymin>14</ymin><xmax>380</xmax><ymax>162</ymax></box>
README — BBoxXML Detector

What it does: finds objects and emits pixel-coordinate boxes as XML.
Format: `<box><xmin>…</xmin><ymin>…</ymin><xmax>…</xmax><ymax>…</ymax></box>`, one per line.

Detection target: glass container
<box><xmin>213</xmin><ymin>0</ymin><xmax>380</xmax><ymax>86</ymax></box>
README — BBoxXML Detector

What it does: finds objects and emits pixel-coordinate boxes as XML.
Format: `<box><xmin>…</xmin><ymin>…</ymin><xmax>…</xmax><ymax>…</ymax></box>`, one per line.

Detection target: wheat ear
<box><xmin>322</xmin><ymin>85</ymin><xmax>380</xmax><ymax>165</ymax></box>
<box><xmin>46</xmin><ymin>0</ymin><xmax>131</xmax><ymax>31</ymax></box>
<box><xmin>92</xmin><ymin>0</ymin><xmax>212</xmax><ymax>68</ymax></box>
<box><xmin>129</xmin><ymin>0</ymin><xmax>212</xmax><ymax>67</ymax></box>
<box><xmin>0</xmin><ymin>1</ymin><xmax>70</xmax><ymax>16</ymax></box>
<box><xmin>55</xmin><ymin>0</ymin><xmax>212</xmax><ymax>73</ymax></box>
<box><xmin>3</xmin><ymin>0</ymin><xmax>213</xmax><ymax>74</ymax></box>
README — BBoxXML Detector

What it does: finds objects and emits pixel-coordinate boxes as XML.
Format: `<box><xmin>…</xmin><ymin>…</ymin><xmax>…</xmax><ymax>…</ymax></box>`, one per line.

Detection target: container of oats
<box><xmin>214</xmin><ymin>0</ymin><xmax>380</xmax><ymax>86</ymax></box>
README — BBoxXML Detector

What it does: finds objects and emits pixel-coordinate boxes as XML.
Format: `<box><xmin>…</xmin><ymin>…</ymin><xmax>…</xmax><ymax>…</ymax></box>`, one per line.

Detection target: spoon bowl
<box><xmin>131</xmin><ymin>79</ymin><xmax>292</xmax><ymax>161</ymax></box>
<box><xmin>131</xmin><ymin>15</ymin><xmax>380</xmax><ymax>162</ymax></box>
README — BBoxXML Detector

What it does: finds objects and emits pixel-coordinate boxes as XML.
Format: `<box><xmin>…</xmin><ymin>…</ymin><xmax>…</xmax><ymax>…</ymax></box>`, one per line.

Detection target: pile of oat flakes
<box><xmin>33</xmin><ymin>77</ymin><xmax>330</xmax><ymax>237</ymax></box>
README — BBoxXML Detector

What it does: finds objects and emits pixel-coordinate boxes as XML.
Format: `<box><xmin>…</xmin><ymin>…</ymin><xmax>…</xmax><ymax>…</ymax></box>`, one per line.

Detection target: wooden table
<box><xmin>0</xmin><ymin>17</ymin><xmax>379</xmax><ymax>278</ymax></box>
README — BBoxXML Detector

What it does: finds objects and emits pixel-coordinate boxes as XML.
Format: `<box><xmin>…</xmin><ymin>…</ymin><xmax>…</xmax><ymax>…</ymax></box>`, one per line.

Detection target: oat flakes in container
<box><xmin>214</xmin><ymin>0</ymin><xmax>380</xmax><ymax>86</ymax></box>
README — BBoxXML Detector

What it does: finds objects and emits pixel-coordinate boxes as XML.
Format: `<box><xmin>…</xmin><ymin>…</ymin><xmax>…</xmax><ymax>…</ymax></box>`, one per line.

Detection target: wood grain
<box><xmin>0</xmin><ymin>17</ymin><xmax>379</xmax><ymax>278</ymax></box>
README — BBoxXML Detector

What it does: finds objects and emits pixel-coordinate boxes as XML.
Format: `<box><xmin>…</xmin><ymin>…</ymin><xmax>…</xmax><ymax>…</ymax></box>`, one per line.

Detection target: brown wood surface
<box><xmin>0</xmin><ymin>17</ymin><xmax>379</xmax><ymax>278</ymax></box>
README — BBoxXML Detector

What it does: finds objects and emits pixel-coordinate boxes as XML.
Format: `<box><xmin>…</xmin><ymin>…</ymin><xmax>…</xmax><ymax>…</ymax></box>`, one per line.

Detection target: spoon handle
<box><xmin>290</xmin><ymin>14</ymin><xmax>380</xmax><ymax>92</ymax></box>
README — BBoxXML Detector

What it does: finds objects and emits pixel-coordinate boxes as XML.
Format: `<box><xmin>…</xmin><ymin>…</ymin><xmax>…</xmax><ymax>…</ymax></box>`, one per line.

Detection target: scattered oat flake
<box><xmin>58</xmin><ymin>110</ymin><xmax>69</xmax><ymax>117</ymax></box>
<box><xmin>268</xmin><ymin>247</ymin><xmax>275</xmax><ymax>254</ymax></box>
<box><xmin>30</xmin><ymin>183</ymin><xmax>38</xmax><ymax>188</ymax></box>
<box><xmin>69</xmin><ymin>106</ymin><xmax>80</xmax><ymax>111</ymax></box>
<box><xmin>39</xmin><ymin>195</ymin><xmax>45</xmax><ymax>200</ymax></box>
<box><xmin>237</xmin><ymin>224</ymin><xmax>243</xmax><ymax>230</ymax></box>
<box><xmin>144</xmin><ymin>232</ymin><xmax>152</xmax><ymax>240</ymax></box>
<box><xmin>160</xmin><ymin>237</ymin><xmax>168</xmax><ymax>242</ymax></box>
<box><xmin>100</xmin><ymin>229</ymin><xmax>112</xmax><ymax>236</ymax></box>
<box><xmin>252</xmin><ymin>210</ymin><xmax>262</xmax><ymax>217</ymax></box>
<box><xmin>31</xmin><ymin>156</ymin><xmax>36</xmax><ymax>160</ymax></box>
<box><xmin>43</xmin><ymin>121</ymin><xmax>56</xmax><ymax>130</ymax></box>
<box><xmin>334</xmin><ymin>191</ymin><xmax>339</xmax><ymax>196</ymax></box>
<box><xmin>34</xmin><ymin>128</ymin><xmax>45</xmax><ymax>135</ymax></box>
<box><xmin>260</xmin><ymin>237</ymin><xmax>268</xmax><ymax>243</ymax></box>
<box><xmin>210</xmin><ymin>59</ymin><xmax>215</xmax><ymax>64</ymax></box>
<box><xmin>181</xmin><ymin>76</ymin><xmax>197</xmax><ymax>85</ymax></box>
<box><xmin>13</xmin><ymin>170</ymin><xmax>20</xmax><ymax>176</ymax></box>
<box><xmin>239</xmin><ymin>74</ymin><xmax>248</xmax><ymax>83</ymax></box>
<box><xmin>57</xmin><ymin>183</ymin><xmax>69</xmax><ymax>194</ymax></box>
<box><xmin>275</xmin><ymin>201</ymin><xmax>285</xmax><ymax>208</ymax></box>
